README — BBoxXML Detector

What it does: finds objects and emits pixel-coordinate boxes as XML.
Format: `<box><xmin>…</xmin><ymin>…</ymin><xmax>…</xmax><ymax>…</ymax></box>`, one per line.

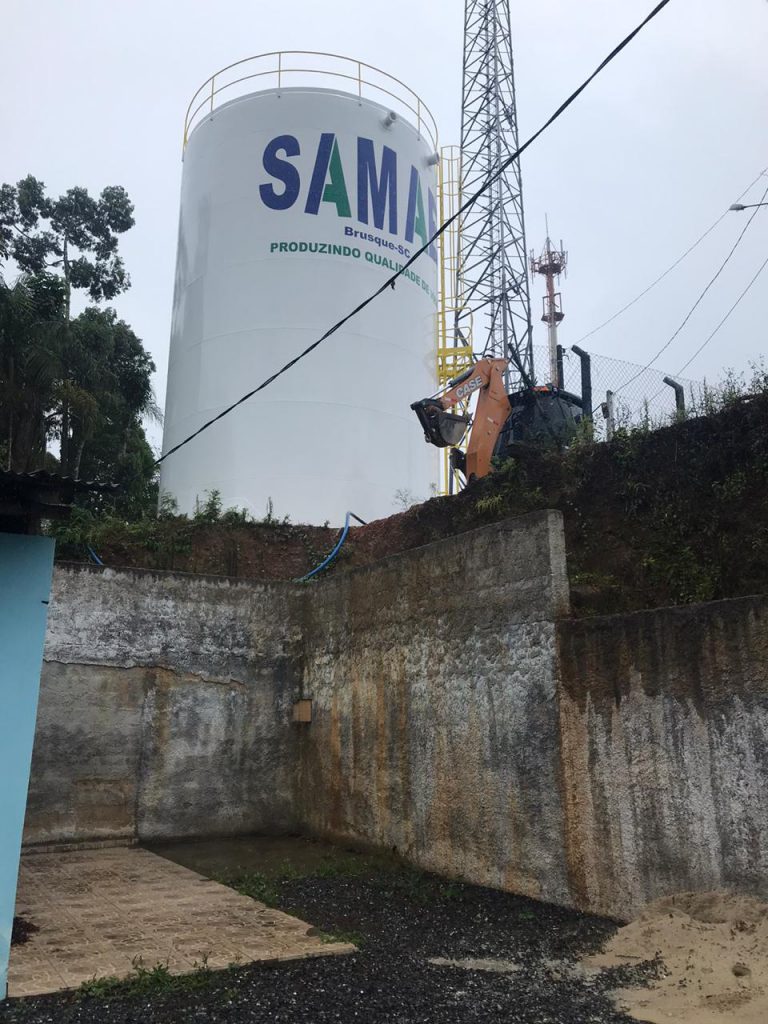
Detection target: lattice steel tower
<box><xmin>455</xmin><ymin>0</ymin><xmax>533</xmax><ymax>384</ymax></box>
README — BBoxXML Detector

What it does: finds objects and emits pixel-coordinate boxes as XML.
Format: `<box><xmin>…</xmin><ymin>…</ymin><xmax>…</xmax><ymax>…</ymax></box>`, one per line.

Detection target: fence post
<box><xmin>556</xmin><ymin>344</ymin><xmax>565</xmax><ymax>390</ymax></box>
<box><xmin>602</xmin><ymin>390</ymin><xmax>616</xmax><ymax>441</ymax></box>
<box><xmin>571</xmin><ymin>344</ymin><xmax>593</xmax><ymax>432</ymax></box>
<box><xmin>663</xmin><ymin>376</ymin><xmax>686</xmax><ymax>419</ymax></box>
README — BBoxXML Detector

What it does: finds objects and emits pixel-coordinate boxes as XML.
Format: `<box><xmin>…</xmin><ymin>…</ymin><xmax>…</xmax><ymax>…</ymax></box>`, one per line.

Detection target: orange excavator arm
<box><xmin>411</xmin><ymin>357</ymin><xmax>510</xmax><ymax>481</ymax></box>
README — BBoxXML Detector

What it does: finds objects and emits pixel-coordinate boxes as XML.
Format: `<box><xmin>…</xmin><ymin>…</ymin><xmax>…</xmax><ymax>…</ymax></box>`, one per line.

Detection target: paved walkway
<box><xmin>9</xmin><ymin>846</ymin><xmax>353</xmax><ymax>997</ymax></box>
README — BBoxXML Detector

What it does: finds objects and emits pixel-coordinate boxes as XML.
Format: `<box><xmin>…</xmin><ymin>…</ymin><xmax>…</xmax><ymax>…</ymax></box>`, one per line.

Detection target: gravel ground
<box><xmin>1</xmin><ymin>866</ymin><xmax>658</xmax><ymax>1024</ymax></box>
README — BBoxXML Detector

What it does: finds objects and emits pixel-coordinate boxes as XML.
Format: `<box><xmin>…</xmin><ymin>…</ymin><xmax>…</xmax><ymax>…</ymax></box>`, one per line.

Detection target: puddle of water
<box><xmin>145</xmin><ymin>835</ymin><xmax>390</xmax><ymax>881</ymax></box>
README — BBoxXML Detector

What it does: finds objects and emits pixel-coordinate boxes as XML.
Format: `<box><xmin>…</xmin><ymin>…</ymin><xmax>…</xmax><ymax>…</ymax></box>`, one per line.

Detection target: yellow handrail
<box><xmin>183</xmin><ymin>50</ymin><xmax>438</xmax><ymax>153</ymax></box>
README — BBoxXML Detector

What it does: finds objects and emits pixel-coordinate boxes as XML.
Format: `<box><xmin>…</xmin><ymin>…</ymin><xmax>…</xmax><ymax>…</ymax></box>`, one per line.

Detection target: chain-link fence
<box><xmin>531</xmin><ymin>344</ymin><xmax>711</xmax><ymax>435</ymax></box>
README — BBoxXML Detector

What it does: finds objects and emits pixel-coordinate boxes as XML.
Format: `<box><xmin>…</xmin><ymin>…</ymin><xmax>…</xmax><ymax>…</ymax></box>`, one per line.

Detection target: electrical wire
<box><xmin>609</xmin><ymin>181</ymin><xmax>768</xmax><ymax>401</ymax></box>
<box><xmin>573</xmin><ymin>166</ymin><xmax>768</xmax><ymax>347</ymax></box>
<box><xmin>574</xmin><ymin>216</ymin><xmax>725</xmax><ymax>345</ymax></box>
<box><xmin>674</xmin><ymin>253</ymin><xmax>768</xmax><ymax>377</ymax></box>
<box><xmin>156</xmin><ymin>0</ymin><xmax>674</xmax><ymax>467</ymax></box>
<box><xmin>642</xmin><ymin>251</ymin><xmax>768</xmax><ymax>409</ymax></box>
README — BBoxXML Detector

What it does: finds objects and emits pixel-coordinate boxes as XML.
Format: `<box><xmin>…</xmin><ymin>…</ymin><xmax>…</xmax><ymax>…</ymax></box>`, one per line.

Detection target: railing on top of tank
<box><xmin>183</xmin><ymin>51</ymin><xmax>439</xmax><ymax>154</ymax></box>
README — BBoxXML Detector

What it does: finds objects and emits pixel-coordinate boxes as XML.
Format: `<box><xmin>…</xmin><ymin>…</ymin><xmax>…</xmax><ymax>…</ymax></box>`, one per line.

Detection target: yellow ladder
<box><xmin>436</xmin><ymin>146</ymin><xmax>474</xmax><ymax>495</ymax></box>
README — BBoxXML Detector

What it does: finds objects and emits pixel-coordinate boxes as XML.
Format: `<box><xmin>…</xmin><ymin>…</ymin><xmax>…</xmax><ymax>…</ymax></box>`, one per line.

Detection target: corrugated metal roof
<box><xmin>0</xmin><ymin>469</ymin><xmax>119</xmax><ymax>494</ymax></box>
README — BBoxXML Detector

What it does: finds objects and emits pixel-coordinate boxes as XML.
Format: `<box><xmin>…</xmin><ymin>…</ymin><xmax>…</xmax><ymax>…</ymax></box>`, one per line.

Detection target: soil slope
<box><xmin>55</xmin><ymin>393</ymin><xmax>768</xmax><ymax>614</ymax></box>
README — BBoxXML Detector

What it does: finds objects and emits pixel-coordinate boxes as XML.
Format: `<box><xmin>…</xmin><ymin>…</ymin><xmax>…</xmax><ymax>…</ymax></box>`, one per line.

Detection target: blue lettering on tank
<box><xmin>357</xmin><ymin>138</ymin><xmax>398</xmax><ymax>235</ymax></box>
<box><xmin>259</xmin><ymin>135</ymin><xmax>301</xmax><ymax>210</ymax></box>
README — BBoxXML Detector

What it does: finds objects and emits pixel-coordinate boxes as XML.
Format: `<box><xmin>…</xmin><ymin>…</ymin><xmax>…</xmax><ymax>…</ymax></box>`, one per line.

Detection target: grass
<box><xmin>209</xmin><ymin>854</ymin><xmax>368</xmax><ymax>906</ymax></box>
<box><xmin>368</xmin><ymin>864</ymin><xmax>465</xmax><ymax>905</ymax></box>
<box><xmin>217</xmin><ymin>870</ymin><xmax>282</xmax><ymax>907</ymax></box>
<box><xmin>77</xmin><ymin>957</ymin><xmax>219</xmax><ymax>1001</ymax></box>
<box><xmin>316</xmin><ymin>929</ymin><xmax>364</xmax><ymax>947</ymax></box>
<box><xmin>311</xmin><ymin>853</ymin><xmax>375</xmax><ymax>879</ymax></box>
<box><xmin>215</xmin><ymin>848</ymin><xmax>467</xmax><ymax>915</ymax></box>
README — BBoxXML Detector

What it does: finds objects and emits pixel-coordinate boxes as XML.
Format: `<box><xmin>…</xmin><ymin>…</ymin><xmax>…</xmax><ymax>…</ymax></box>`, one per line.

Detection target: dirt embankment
<box><xmin>57</xmin><ymin>393</ymin><xmax>768</xmax><ymax>614</ymax></box>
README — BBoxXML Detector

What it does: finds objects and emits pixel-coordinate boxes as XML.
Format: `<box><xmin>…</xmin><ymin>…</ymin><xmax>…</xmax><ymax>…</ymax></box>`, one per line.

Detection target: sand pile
<box><xmin>585</xmin><ymin>891</ymin><xmax>768</xmax><ymax>1023</ymax></box>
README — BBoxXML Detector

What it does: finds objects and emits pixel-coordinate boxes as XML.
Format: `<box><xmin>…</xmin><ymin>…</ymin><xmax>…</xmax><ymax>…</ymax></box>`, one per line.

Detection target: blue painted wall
<box><xmin>0</xmin><ymin>533</ymin><xmax>55</xmax><ymax>996</ymax></box>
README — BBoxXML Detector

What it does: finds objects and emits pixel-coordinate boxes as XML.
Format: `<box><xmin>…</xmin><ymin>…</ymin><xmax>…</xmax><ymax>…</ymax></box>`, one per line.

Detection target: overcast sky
<box><xmin>3</xmin><ymin>0</ymin><xmax>767</xmax><ymax>449</ymax></box>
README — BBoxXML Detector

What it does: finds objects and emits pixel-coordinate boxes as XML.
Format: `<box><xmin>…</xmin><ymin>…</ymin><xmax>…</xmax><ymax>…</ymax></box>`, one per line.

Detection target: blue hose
<box><xmin>86</xmin><ymin>545</ymin><xmax>104</xmax><ymax>566</ymax></box>
<box><xmin>296</xmin><ymin>511</ymin><xmax>366</xmax><ymax>582</ymax></box>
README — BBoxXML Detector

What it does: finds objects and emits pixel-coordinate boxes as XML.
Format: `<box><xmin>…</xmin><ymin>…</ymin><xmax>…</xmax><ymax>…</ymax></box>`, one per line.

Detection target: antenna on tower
<box><xmin>531</xmin><ymin>227</ymin><xmax>568</xmax><ymax>387</ymax></box>
<box><xmin>454</xmin><ymin>0</ymin><xmax>533</xmax><ymax>389</ymax></box>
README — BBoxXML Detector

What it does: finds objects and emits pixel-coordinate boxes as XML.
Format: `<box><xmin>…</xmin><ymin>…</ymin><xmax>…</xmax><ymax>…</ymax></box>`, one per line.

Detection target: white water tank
<box><xmin>160</xmin><ymin>53</ymin><xmax>439</xmax><ymax>525</ymax></box>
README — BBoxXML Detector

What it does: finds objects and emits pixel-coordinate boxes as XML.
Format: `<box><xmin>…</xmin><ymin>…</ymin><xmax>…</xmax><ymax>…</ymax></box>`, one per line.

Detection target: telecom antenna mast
<box><xmin>530</xmin><ymin>229</ymin><xmax>567</xmax><ymax>386</ymax></box>
<box><xmin>455</xmin><ymin>0</ymin><xmax>533</xmax><ymax>384</ymax></box>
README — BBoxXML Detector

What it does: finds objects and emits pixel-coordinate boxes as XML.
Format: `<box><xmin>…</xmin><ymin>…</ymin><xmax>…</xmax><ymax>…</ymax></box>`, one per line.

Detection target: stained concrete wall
<box><xmin>557</xmin><ymin>598</ymin><xmax>768</xmax><ymax>918</ymax></box>
<box><xmin>24</xmin><ymin>515</ymin><xmax>768</xmax><ymax>922</ymax></box>
<box><xmin>25</xmin><ymin>565</ymin><xmax>300</xmax><ymax>845</ymax></box>
<box><xmin>296</xmin><ymin>511</ymin><xmax>573</xmax><ymax>904</ymax></box>
<box><xmin>295</xmin><ymin>515</ymin><xmax>768</xmax><ymax>918</ymax></box>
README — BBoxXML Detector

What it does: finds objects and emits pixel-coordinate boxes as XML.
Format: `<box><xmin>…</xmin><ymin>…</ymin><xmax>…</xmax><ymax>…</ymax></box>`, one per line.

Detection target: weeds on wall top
<box><xmin>45</xmin><ymin>363</ymin><xmax>768</xmax><ymax>612</ymax></box>
<box><xmin>49</xmin><ymin>489</ymin><xmax>293</xmax><ymax>567</ymax></box>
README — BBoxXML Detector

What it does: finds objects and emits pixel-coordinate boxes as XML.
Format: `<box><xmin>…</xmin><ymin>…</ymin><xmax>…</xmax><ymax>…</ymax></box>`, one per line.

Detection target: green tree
<box><xmin>0</xmin><ymin>175</ymin><xmax>135</xmax><ymax>474</ymax></box>
<box><xmin>0</xmin><ymin>175</ymin><xmax>134</xmax><ymax>317</ymax></box>
<box><xmin>0</xmin><ymin>176</ymin><xmax>161</xmax><ymax>508</ymax></box>
<box><xmin>0</xmin><ymin>272</ymin><xmax>65</xmax><ymax>471</ymax></box>
<box><xmin>0</xmin><ymin>278</ymin><xmax>159</xmax><ymax>500</ymax></box>
<box><xmin>71</xmin><ymin>307</ymin><xmax>160</xmax><ymax>505</ymax></box>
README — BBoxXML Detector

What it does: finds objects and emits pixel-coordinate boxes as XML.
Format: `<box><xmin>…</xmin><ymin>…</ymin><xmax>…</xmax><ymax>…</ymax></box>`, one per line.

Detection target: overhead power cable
<box><xmin>674</xmin><ymin>252</ymin><xmax>768</xmax><ymax>377</ymax></box>
<box><xmin>574</xmin><ymin>220</ymin><xmax>726</xmax><ymax>347</ymax></box>
<box><xmin>573</xmin><ymin>166</ymin><xmax>768</xmax><ymax>347</ymax></box>
<box><xmin>156</xmin><ymin>0</ymin><xmax>674</xmax><ymax>467</ymax></box>
<box><xmin>610</xmin><ymin>181</ymin><xmax>768</xmax><ymax>400</ymax></box>
<box><xmin>643</xmin><ymin>250</ymin><xmax>768</xmax><ymax>409</ymax></box>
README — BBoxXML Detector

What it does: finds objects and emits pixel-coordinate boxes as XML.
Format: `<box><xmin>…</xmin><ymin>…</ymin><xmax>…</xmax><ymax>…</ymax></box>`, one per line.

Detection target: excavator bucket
<box><xmin>411</xmin><ymin>399</ymin><xmax>470</xmax><ymax>448</ymax></box>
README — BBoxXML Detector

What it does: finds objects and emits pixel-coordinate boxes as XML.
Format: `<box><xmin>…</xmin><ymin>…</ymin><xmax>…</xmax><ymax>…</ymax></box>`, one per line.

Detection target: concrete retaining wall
<box><xmin>558</xmin><ymin>598</ymin><xmax>768</xmax><ymax>918</ymax></box>
<box><xmin>24</xmin><ymin>514</ymin><xmax>768</xmax><ymax>920</ymax></box>
<box><xmin>25</xmin><ymin>566</ymin><xmax>300</xmax><ymax>844</ymax></box>
<box><xmin>296</xmin><ymin>512</ymin><xmax>572</xmax><ymax>904</ymax></box>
